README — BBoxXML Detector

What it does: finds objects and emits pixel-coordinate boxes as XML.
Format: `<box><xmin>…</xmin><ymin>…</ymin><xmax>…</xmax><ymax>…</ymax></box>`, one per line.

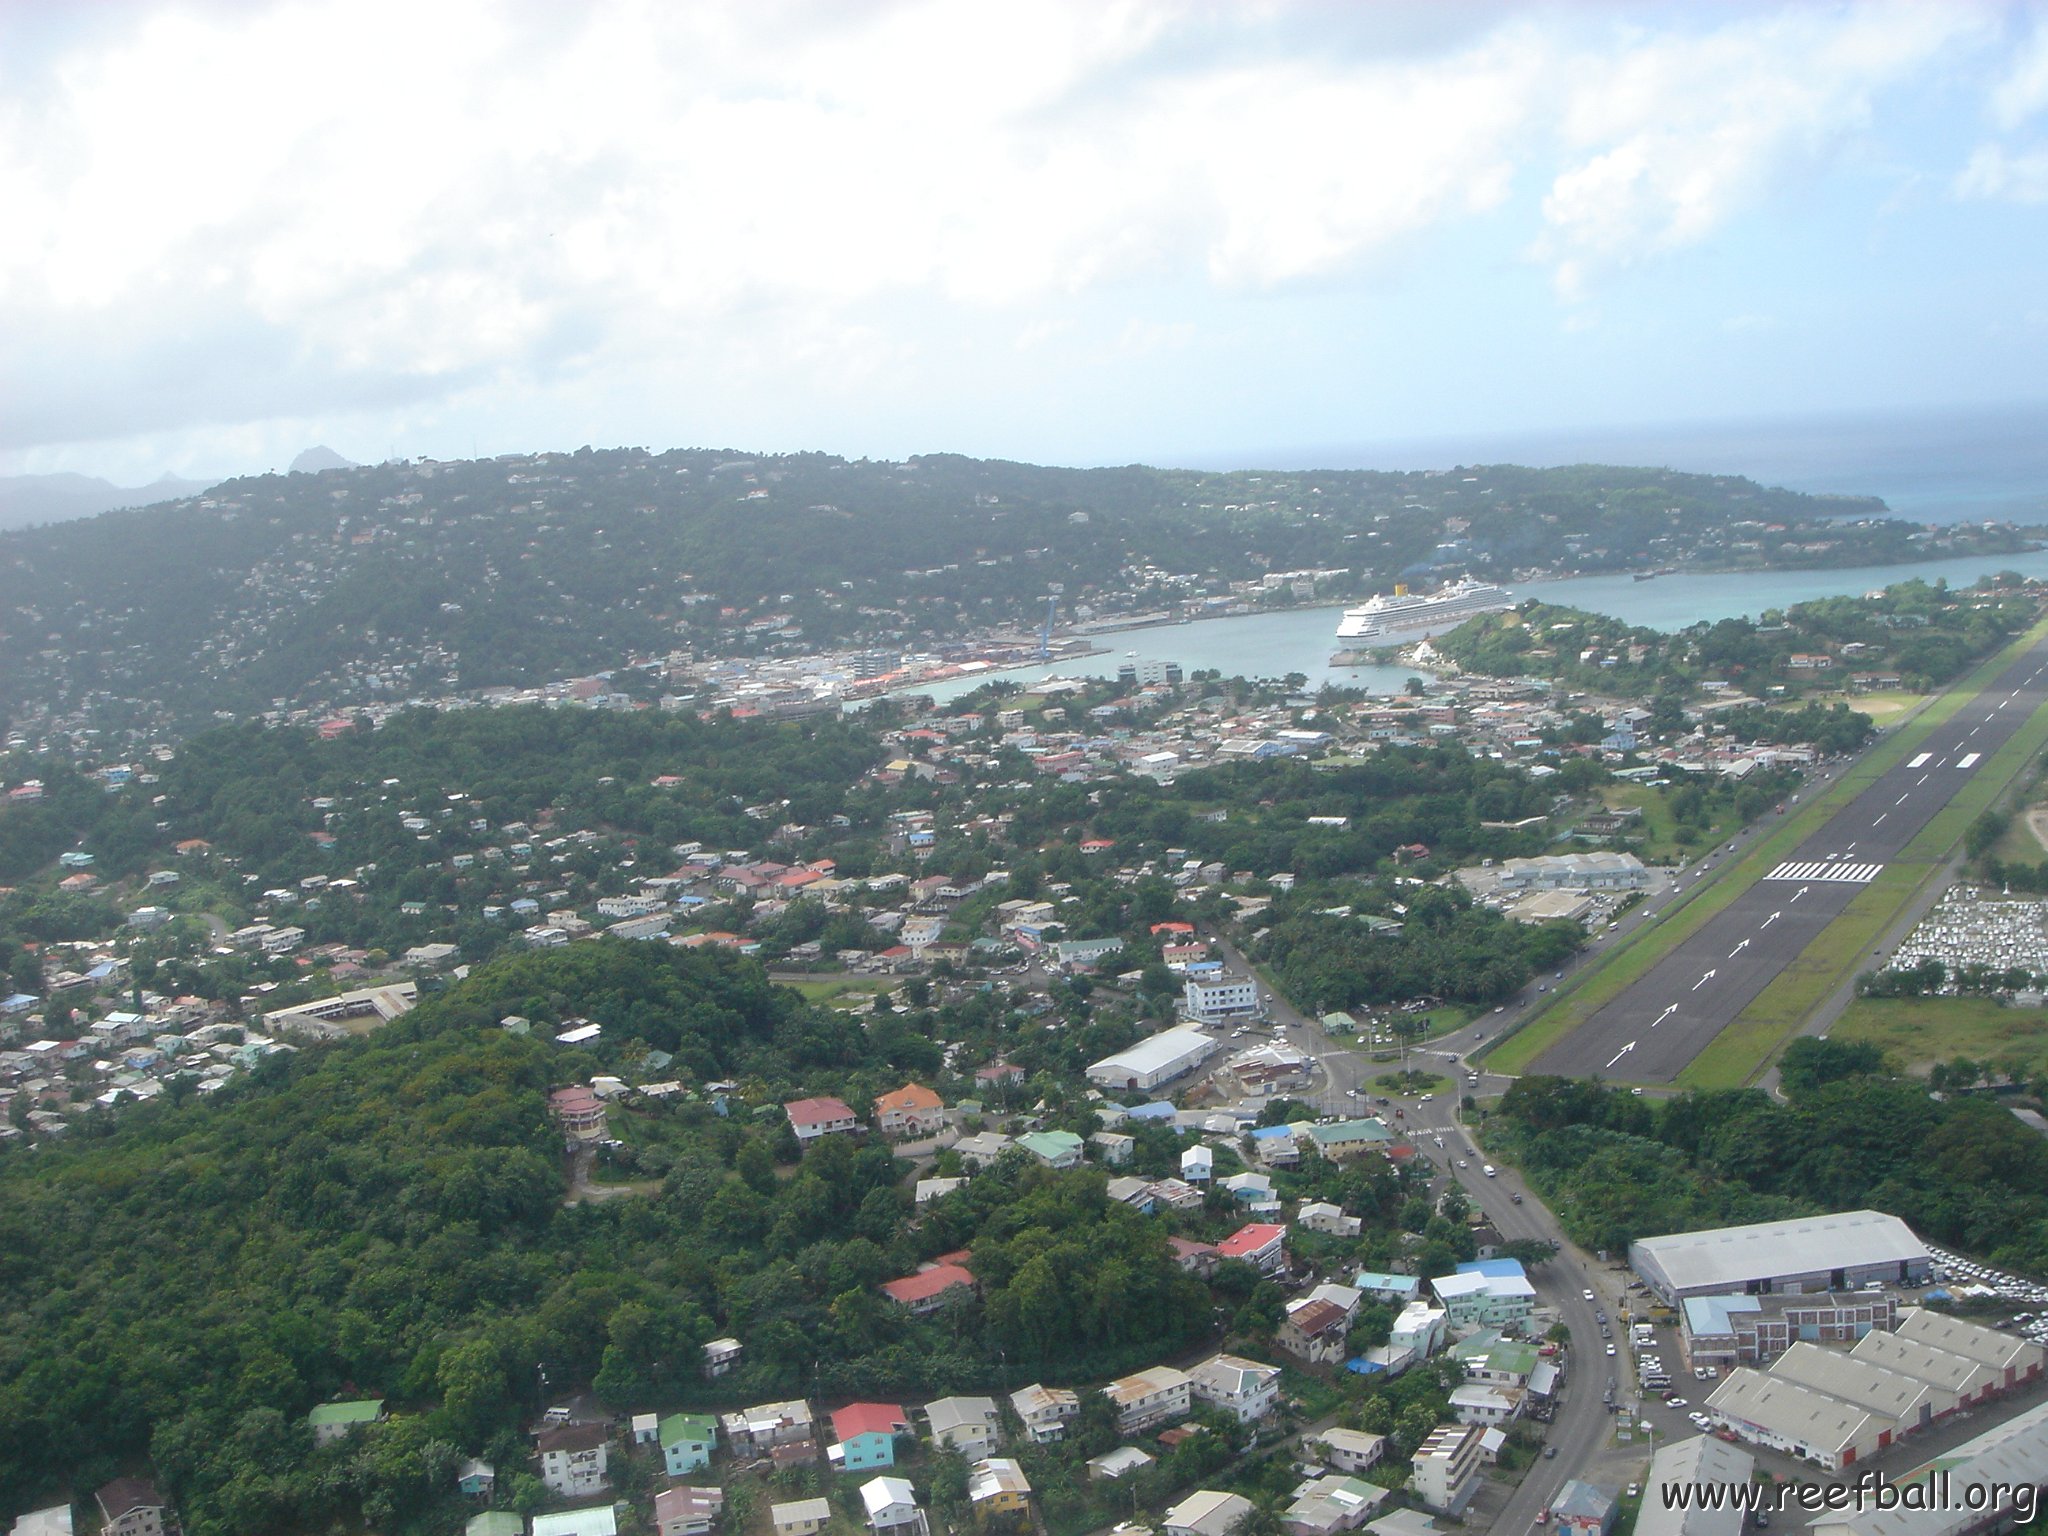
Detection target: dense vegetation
<box><xmin>1436</xmin><ymin>577</ymin><xmax>2035</xmax><ymax>698</ymax></box>
<box><xmin>1489</xmin><ymin>1039</ymin><xmax>2048</xmax><ymax>1269</ymax></box>
<box><xmin>0</xmin><ymin>944</ymin><xmax>1231</xmax><ymax>1532</ymax></box>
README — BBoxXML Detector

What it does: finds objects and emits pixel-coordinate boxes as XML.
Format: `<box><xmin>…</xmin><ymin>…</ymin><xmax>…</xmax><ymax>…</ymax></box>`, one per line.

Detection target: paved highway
<box><xmin>1529</xmin><ymin>630</ymin><xmax>2048</xmax><ymax>1081</ymax></box>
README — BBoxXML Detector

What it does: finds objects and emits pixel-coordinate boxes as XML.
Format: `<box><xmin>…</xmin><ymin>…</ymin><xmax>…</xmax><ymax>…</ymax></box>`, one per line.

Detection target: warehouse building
<box><xmin>1703</xmin><ymin>1371</ymin><xmax>1897</xmax><ymax>1470</ymax></box>
<box><xmin>1630</xmin><ymin>1211</ymin><xmax>1931</xmax><ymax>1304</ymax></box>
<box><xmin>1766</xmin><ymin>1342</ymin><xmax>1945</xmax><ymax>1429</ymax></box>
<box><xmin>1892</xmin><ymin>1310</ymin><xmax>2048</xmax><ymax>1389</ymax></box>
<box><xmin>1086</xmin><ymin>1026</ymin><xmax>1218</xmax><ymax>1092</ymax></box>
<box><xmin>1850</xmin><ymin>1330</ymin><xmax>2005</xmax><ymax>1408</ymax></box>
<box><xmin>1636</xmin><ymin>1436</ymin><xmax>1756</xmax><ymax>1536</ymax></box>
<box><xmin>1807</xmin><ymin>1396</ymin><xmax>2048</xmax><ymax>1536</ymax></box>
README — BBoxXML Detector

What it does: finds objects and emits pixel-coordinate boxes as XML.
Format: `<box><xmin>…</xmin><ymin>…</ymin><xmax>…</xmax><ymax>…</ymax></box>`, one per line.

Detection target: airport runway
<box><xmin>1532</xmin><ymin>631</ymin><xmax>2048</xmax><ymax>1082</ymax></box>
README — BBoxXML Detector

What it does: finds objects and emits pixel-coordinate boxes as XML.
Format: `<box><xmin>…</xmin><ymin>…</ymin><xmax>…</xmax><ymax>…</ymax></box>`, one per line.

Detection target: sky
<box><xmin>5</xmin><ymin>0</ymin><xmax>2048</xmax><ymax>485</ymax></box>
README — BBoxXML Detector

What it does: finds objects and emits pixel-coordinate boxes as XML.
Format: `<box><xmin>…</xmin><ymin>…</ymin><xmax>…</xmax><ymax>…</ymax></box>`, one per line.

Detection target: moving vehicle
<box><xmin>1482</xmin><ymin>1164</ymin><xmax>1497</xmax><ymax>1177</ymax></box>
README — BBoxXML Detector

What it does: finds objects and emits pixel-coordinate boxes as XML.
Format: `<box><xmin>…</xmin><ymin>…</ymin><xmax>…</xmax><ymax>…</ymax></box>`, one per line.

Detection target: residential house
<box><xmin>655</xmin><ymin>1488</ymin><xmax>725</xmax><ymax>1536</ymax></box>
<box><xmin>536</xmin><ymin>1423</ymin><xmax>610</xmax><ymax>1497</ymax></box>
<box><xmin>703</xmin><ymin>1337</ymin><xmax>744</xmax><ymax>1379</ymax></box>
<box><xmin>661</xmin><ymin>1413</ymin><xmax>717</xmax><ymax>1476</ymax></box>
<box><xmin>772</xmin><ymin>1500</ymin><xmax>833</xmax><ymax>1536</ymax></box>
<box><xmin>1107</xmin><ymin>1366</ymin><xmax>1193</xmax><ymax>1433</ymax></box>
<box><xmin>1181</xmin><ymin>1144</ymin><xmax>1214</xmax><ymax>1182</ymax></box>
<box><xmin>859</xmin><ymin>1477</ymin><xmax>929</xmax><ymax>1536</ymax></box>
<box><xmin>1087</xmin><ymin>1448</ymin><xmax>1156</xmax><ymax>1480</ymax></box>
<box><xmin>550</xmin><ymin>1086</ymin><xmax>609</xmax><ymax>1140</ymax></box>
<box><xmin>1190</xmin><ymin>1354</ymin><xmax>1282</xmax><ymax>1423</ymax></box>
<box><xmin>1550</xmin><ymin>1483</ymin><xmax>1618</xmax><ymax>1536</ymax></box>
<box><xmin>1279</xmin><ymin>1298</ymin><xmax>1353</xmax><ymax>1365</ymax></box>
<box><xmin>830</xmin><ymin>1403</ymin><xmax>910</xmax><ymax>1470</ymax></box>
<box><xmin>926</xmin><ymin>1395</ymin><xmax>1003</xmax><ymax>1455</ymax></box>
<box><xmin>1010</xmin><ymin>1383</ymin><xmax>1080</xmax><ymax>1443</ymax></box>
<box><xmin>719</xmin><ymin>1400</ymin><xmax>816</xmax><ymax>1464</ymax></box>
<box><xmin>1284</xmin><ymin>1477</ymin><xmax>1389</xmax><ymax>1536</ymax></box>
<box><xmin>1298</xmin><ymin>1202</ymin><xmax>1362</xmax><ymax>1237</ymax></box>
<box><xmin>881</xmin><ymin>1263</ymin><xmax>976</xmax><ymax>1315</ymax></box>
<box><xmin>1313</xmin><ymin>1428</ymin><xmax>1387</xmax><ymax>1476</ymax></box>
<box><xmin>1431</xmin><ymin>1262</ymin><xmax>1536</xmax><ymax>1331</ymax></box>
<box><xmin>1216</xmin><ymin>1222</ymin><xmax>1289</xmax><ymax>1275</ymax></box>
<box><xmin>530</xmin><ymin>1509</ymin><xmax>618</xmax><ymax>1536</ymax></box>
<box><xmin>875</xmin><ymin>1083</ymin><xmax>946</xmax><ymax>1139</ymax></box>
<box><xmin>1015</xmin><ymin>1130</ymin><xmax>1084</xmax><ymax>1169</ymax></box>
<box><xmin>968</xmin><ymin>1458</ymin><xmax>1033</xmax><ymax>1517</ymax></box>
<box><xmin>1169</xmin><ymin>1236</ymin><xmax>1221</xmax><ymax>1276</ymax></box>
<box><xmin>1164</xmin><ymin>1491</ymin><xmax>1258</xmax><ymax>1536</ymax></box>
<box><xmin>94</xmin><ymin>1480</ymin><xmax>167</xmax><ymax>1536</ymax></box>
<box><xmin>1090</xmin><ymin>1130</ymin><xmax>1135</xmax><ymax>1165</ymax></box>
<box><xmin>1355</xmin><ymin>1272</ymin><xmax>1421</xmax><ymax>1307</ymax></box>
<box><xmin>1449</xmin><ymin>1383</ymin><xmax>1524</xmax><ymax>1427</ymax></box>
<box><xmin>308</xmin><ymin>1398</ymin><xmax>385</xmax><ymax>1446</ymax></box>
<box><xmin>455</xmin><ymin>1459</ymin><xmax>496</xmax><ymax>1498</ymax></box>
<box><xmin>785</xmin><ymin>1096</ymin><xmax>860</xmax><ymax>1143</ymax></box>
<box><xmin>1301</xmin><ymin>1119</ymin><xmax>1393</xmax><ymax>1160</ymax></box>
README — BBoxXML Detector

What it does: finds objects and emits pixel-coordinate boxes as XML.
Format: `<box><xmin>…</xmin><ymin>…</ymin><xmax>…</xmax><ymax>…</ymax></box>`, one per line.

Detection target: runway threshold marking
<box><xmin>1765</xmin><ymin>861</ymin><xmax>1882</xmax><ymax>883</ymax></box>
<box><xmin>1957</xmin><ymin>752</ymin><xmax>1981</xmax><ymax>769</ymax></box>
<box><xmin>1909</xmin><ymin>753</ymin><xmax>1932</xmax><ymax>768</ymax></box>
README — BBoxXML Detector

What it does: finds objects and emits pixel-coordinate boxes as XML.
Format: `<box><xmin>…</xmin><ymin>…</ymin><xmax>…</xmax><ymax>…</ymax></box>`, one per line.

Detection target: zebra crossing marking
<box><xmin>1764</xmin><ymin>860</ymin><xmax>1882</xmax><ymax>884</ymax></box>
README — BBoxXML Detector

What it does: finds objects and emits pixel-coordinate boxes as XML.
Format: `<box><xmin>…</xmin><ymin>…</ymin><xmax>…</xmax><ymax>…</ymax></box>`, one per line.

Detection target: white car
<box><xmin>1606</xmin><ymin>1344</ymin><xmax>1617</xmax><ymax>1356</ymax></box>
<box><xmin>1583</xmin><ymin>1289</ymin><xmax>1596</xmax><ymax>1302</ymax></box>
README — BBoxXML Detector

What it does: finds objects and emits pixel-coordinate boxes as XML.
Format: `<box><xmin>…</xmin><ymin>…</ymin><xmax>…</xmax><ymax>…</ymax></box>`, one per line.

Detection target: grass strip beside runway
<box><xmin>1483</xmin><ymin>613</ymin><xmax>2048</xmax><ymax>1079</ymax></box>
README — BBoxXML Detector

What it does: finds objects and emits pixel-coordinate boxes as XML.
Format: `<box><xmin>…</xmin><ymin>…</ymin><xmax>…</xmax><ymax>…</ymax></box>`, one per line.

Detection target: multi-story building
<box><xmin>535</xmin><ymin>1423</ymin><xmax>611</xmax><ymax>1498</ymax></box>
<box><xmin>1681</xmin><ymin>1291</ymin><xmax>1900</xmax><ymax>1370</ymax></box>
<box><xmin>1409</xmin><ymin>1424</ymin><xmax>1486</xmax><ymax>1514</ymax></box>
<box><xmin>1188</xmin><ymin>1354</ymin><xmax>1281</xmax><ymax>1423</ymax></box>
<box><xmin>1009</xmin><ymin>1383</ymin><xmax>1080</xmax><ymax>1443</ymax></box>
<box><xmin>1106</xmin><ymin>1366</ymin><xmax>1193</xmax><ymax>1433</ymax></box>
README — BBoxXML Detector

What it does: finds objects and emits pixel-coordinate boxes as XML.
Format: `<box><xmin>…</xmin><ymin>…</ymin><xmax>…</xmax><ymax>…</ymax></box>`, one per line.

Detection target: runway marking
<box><xmin>1918</xmin><ymin>774</ymin><xmax>1930</xmax><ymax>785</ymax></box>
<box><xmin>1653</xmin><ymin>1004</ymin><xmax>1678</xmax><ymax>1028</ymax></box>
<box><xmin>1873</xmin><ymin>814</ymin><xmax>1887</xmax><ymax>827</ymax></box>
<box><xmin>1909</xmin><ymin>753</ymin><xmax>1932</xmax><ymax>768</ymax></box>
<box><xmin>1896</xmin><ymin>793</ymin><xmax>1910</xmax><ymax>804</ymax></box>
<box><xmin>1761</xmin><ymin>910</ymin><xmax>1782</xmax><ymax>928</ymax></box>
<box><xmin>1692</xmin><ymin>968</ymin><xmax>1718</xmax><ymax>990</ymax></box>
<box><xmin>1791</xmin><ymin>885</ymin><xmax>1809</xmax><ymax>901</ymax></box>
<box><xmin>1765</xmin><ymin>861</ymin><xmax>1882</xmax><ymax>883</ymax></box>
<box><xmin>1728</xmin><ymin>939</ymin><xmax>1750</xmax><ymax>959</ymax></box>
<box><xmin>1957</xmin><ymin>752</ymin><xmax>1981</xmax><ymax>769</ymax></box>
<box><xmin>1606</xmin><ymin>1041</ymin><xmax>1635</xmax><ymax>1069</ymax></box>
<box><xmin>2000</xmin><ymin>699</ymin><xmax>2011</xmax><ymax>711</ymax></box>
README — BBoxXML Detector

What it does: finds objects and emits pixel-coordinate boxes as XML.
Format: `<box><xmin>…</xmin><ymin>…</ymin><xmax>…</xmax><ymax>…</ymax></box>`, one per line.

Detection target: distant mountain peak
<box><xmin>290</xmin><ymin>445</ymin><xmax>358</xmax><ymax>474</ymax></box>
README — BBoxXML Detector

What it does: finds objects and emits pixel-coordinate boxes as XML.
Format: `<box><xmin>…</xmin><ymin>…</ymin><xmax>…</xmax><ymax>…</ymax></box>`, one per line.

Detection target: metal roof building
<box><xmin>1636</xmin><ymin>1436</ymin><xmax>1755</xmax><ymax>1536</ymax></box>
<box><xmin>1630</xmin><ymin>1211</ymin><xmax>1930</xmax><ymax>1303</ymax></box>
<box><xmin>1808</xmin><ymin>1396</ymin><xmax>2048</xmax><ymax>1536</ymax></box>
<box><xmin>1704</xmin><ymin>1369</ymin><xmax>1897</xmax><ymax>1471</ymax></box>
<box><xmin>1767</xmin><ymin>1341</ymin><xmax>1946</xmax><ymax>1427</ymax></box>
<box><xmin>1086</xmin><ymin>1025</ymin><xmax>1217</xmax><ymax>1092</ymax></box>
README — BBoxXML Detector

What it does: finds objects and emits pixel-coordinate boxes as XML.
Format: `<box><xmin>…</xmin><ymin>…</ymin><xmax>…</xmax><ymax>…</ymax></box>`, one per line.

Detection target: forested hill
<box><xmin>0</xmin><ymin>941</ymin><xmax>1218</xmax><ymax>1534</ymax></box>
<box><xmin>0</xmin><ymin>444</ymin><xmax>1947</xmax><ymax>736</ymax></box>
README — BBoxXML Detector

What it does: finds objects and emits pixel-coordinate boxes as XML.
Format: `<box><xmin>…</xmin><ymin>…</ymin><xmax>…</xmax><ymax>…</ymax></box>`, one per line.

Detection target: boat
<box><xmin>1334</xmin><ymin>577</ymin><xmax>1512</xmax><ymax>641</ymax></box>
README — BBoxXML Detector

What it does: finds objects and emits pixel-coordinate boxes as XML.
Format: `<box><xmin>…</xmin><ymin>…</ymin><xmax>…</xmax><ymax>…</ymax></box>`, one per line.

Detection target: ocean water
<box><xmin>1213</xmin><ymin>403</ymin><xmax>2048</xmax><ymax>526</ymax></box>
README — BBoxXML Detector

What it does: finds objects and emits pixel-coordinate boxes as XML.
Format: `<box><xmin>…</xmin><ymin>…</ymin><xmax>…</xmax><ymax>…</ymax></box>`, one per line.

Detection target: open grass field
<box><xmin>1597</xmin><ymin>783</ymin><xmax>1745</xmax><ymax>865</ymax></box>
<box><xmin>1830</xmin><ymin>994</ymin><xmax>2048</xmax><ymax>1079</ymax></box>
<box><xmin>785</xmin><ymin>976</ymin><xmax>893</xmax><ymax>1008</ymax></box>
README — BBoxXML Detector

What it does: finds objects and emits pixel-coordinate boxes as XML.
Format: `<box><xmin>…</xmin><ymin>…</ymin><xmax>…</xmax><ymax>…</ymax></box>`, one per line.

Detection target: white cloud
<box><xmin>0</xmin><ymin>0</ymin><xmax>2021</xmax><ymax>469</ymax></box>
<box><xmin>1991</xmin><ymin>17</ymin><xmax>2048</xmax><ymax>128</ymax></box>
<box><xmin>1534</xmin><ymin>3</ymin><xmax>1994</xmax><ymax>296</ymax></box>
<box><xmin>1955</xmin><ymin>141</ymin><xmax>2048</xmax><ymax>202</ymax></box>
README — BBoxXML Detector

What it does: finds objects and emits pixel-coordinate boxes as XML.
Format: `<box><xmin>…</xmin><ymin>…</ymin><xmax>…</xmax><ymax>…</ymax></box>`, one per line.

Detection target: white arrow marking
<box><xmin>1693</xmin><ymin>969</ymin><xmax>1718</xmax><ymax>991</ymax></box>
<box><xmin>1605</xmin><ymin>1041</ymin><xmax>1636</xmax><ymax>1069</ymax></box>
<box><xmin>1791</xmin><ymin>886</ymin><xmax>1809</xmax><ymax>901</ymax></box>
<box><xmin>1728</xmin><ymin>940</ymin><xmax>1750</xmax><ymax>959</ymax></box>
<box><xmin>1653</xmin><ymin>1004</ymin><xmax>1678</xmax><ymax>1028</ymax></box>
<box><xmin>1761</xmin><ymin>910</ymin><xmax>1782</xmax><ymax>929</ymax></box>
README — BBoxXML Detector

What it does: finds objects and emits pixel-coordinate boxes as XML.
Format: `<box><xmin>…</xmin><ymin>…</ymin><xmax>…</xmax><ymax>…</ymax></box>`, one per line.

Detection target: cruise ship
<box><xmin>1333</xmin><ymin>577</ymin><xmax>1513</xmax><ymax>641</ymax></box>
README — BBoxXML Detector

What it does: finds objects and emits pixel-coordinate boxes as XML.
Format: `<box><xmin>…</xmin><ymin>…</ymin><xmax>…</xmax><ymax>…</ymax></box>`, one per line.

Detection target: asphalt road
<box><xmin>1530</xmin><ymin>631</ymin><xmax>2048</xmax><ymax>1082</ymax></box>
